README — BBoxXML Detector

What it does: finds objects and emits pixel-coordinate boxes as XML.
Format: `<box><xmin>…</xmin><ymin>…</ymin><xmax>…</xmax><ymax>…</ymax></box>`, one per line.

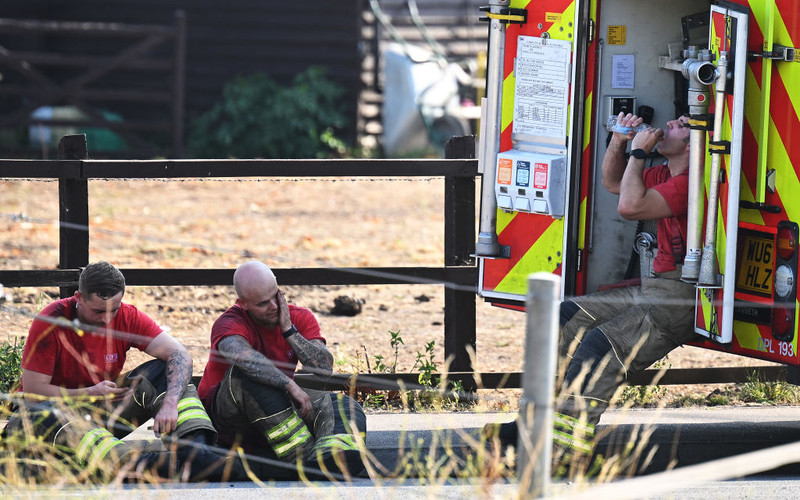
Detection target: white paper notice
<box><xmin>611</xmin><ymin>54</ymin><xmax>635</xmax><ymax>89</ymax></box>
<box><xmin>512</xmin><ymin>36</ymin><xmax>572</xmax><ymax>141</ymax></box>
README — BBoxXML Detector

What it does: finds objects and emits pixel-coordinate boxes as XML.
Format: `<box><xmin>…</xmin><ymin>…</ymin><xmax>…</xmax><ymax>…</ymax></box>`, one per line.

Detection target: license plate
<box><xmin>736</xmin><ymin>231</ymin><xmax>774</xmax><ymax>297</ymax></box>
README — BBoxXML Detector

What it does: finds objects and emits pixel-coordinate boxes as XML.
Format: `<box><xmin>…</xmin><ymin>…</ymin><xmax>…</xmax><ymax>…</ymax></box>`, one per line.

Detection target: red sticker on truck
<box><xmin>534</xmin><ymin>162</ymin><xmax>548</xmax><ymax>189</ymax></box>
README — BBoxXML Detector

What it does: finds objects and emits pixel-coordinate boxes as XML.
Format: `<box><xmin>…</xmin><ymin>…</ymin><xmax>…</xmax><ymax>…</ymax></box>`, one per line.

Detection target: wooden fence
<box><xmin>0</xmin><ymin>134</ymin><xmax>789</xmax><ymax>391</ymax></box>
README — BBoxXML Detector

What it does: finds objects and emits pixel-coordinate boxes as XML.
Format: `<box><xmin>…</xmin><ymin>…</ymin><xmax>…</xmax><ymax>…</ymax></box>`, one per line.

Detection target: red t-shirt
<box><xmin>644</xmin><ymin>163</ymin><xmax>689</xmax><ymax>273</ymax></box>
<box><xmin>21</xmin><ymin>296</ymin><xmax>162</xmax><ymax>390</ymax></box>
<box><xmin>197</xmin><ymin>304</ymin><xmax>325</xmax><ymax>407</ymax></box>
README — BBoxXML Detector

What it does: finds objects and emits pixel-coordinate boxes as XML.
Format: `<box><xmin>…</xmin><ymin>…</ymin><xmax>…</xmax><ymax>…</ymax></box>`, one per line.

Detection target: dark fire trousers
<box><xmin>209</xmin><ymin>366</ymin><xmax>366</xmax><ymax>478</ymax></box>
<box><xmin>3</xmin><ymin>359</ymin><xmax>217</xmax><ymax>475</ymax></box>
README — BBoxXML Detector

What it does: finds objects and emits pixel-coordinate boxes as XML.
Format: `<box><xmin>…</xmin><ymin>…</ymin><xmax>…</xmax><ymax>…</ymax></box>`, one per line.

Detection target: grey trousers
<box><xmin>556</xmin><ymin>272</ymin><xmax>698</xmax><ymax>425</ymax></box>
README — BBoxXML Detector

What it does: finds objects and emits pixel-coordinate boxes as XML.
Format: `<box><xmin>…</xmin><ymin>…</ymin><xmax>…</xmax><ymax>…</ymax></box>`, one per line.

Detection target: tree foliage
<box><xmin>187</xmin><ymin>67</ymin><xmax>348</xmax><ymax>159</ymax></box>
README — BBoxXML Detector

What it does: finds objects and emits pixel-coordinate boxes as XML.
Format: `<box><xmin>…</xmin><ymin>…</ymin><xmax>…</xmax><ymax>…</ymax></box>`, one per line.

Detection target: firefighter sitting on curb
<box><xmin>486</xmin><ymin>112</ymin><xmax>700</xmax><ymax>474</ymax></box>
<box><xmin>2</xmin><ymin>261</ymin><xmax>242</xmax><ymax>481</ymax></box>
<box><xmin>197</xmin><ymin>260</ymin><xmax>367</xmax><ymax>480</ymax></box>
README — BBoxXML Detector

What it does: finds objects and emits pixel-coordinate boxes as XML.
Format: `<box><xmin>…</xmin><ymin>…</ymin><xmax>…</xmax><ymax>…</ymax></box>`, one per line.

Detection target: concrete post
<box><xmin>518</xmin><ymin>272</ymin><xmax>560</xmax><ymax>497</ymax></box>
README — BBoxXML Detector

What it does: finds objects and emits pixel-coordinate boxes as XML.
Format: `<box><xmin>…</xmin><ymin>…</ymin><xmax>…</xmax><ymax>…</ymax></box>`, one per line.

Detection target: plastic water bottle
<box><xmin>606</xmin><ymin>116</ymin><xmax>652</xmax><ymax>135</ymax></box>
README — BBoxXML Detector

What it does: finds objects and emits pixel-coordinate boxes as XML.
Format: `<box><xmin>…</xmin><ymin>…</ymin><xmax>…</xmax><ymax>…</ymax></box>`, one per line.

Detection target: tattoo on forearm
<box><xmin>287</xmin><ymin>336</ymin><xmax>333</xmax><ymax>375</ymax></box>
<box><xmin>218</xmin><ymin>336</ymin><xmax>291</xmax><ymax>389</ymax></box>
<box><xmin>166</xmin><ymin>349</ymin><xmax>192</xmax><ymax>399</ymax></box>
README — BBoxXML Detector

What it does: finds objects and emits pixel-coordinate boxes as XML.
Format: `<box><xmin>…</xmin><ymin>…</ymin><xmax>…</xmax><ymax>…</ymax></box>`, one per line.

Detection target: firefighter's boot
<box><xmin>550</xmin><ymin>411</ymin><xmax>597</xmax><ymax>478</ymax></box>
<box><xmin>482</xmin><ymin>419</ymin><xmax>518</xmax><ymax>453</ymax></box>
<box><xmin>172</xmin><ymin>431</ymin><xmax>247</xmax><ymax>481</ymax></box>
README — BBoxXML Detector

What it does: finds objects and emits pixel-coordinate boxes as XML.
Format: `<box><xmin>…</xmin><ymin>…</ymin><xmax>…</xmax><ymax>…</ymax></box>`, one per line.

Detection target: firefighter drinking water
<box><xmin>197</xmin><ymin>261</ymin><xmax>367</xmax><ymax>480</ymax></box>
<box><xmin>487</xmin><ymin>112</ymin><xmax>701</xmax><ymax>473</ymax></box>
<box><xmin>2</xmin><ymin>261</ymin><xmax>240</xmax><ymax>481</ymax></box>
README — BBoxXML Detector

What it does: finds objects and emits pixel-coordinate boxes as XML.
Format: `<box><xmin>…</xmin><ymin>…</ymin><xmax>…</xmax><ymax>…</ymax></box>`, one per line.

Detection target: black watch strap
<box><xmin>630</xmin><ymin>148</ymin><xmax>647</xmax><ymax>159</ymax></box>
<box><xmin>282</xmin><ymin>325</ymin><xmax>298</xmax><ymax>339</ymax></box>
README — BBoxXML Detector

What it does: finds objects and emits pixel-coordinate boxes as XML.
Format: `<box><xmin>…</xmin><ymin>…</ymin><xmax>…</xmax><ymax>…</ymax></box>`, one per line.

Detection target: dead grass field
<box><xmin>0</xmin><ymin>177</ymin><xmax>776</xmax><ymax>410</ymax></box>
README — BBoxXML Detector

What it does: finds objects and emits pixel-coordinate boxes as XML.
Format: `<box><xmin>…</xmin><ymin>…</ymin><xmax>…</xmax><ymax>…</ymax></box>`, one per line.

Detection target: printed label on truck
<box><xmin>607</xmin><ymin>25</ymin><xmax>626</xmax><ymax>45</ymax></box>
<box><xmin>515</xmin><ymin>161</ymin><xmax>530</xmax><ymax>187</ymax></box>
<box><xmin>533</xmin><ymin>162</ymin><xmax>548</xmax><ymax>189</ymax></box>
<box><xmin>497</xmin><ymin>158</ymin><xmax>513</xmax><ymax>185</ymax></box>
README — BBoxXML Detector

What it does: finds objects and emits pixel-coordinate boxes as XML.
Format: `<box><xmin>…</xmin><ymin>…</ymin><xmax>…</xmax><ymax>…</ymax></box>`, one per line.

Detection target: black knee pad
<box><xmin>564</xmin><ymin>327</ymin><xmax>613</xmax><ymax>388</ymax></box>
<box><xmin>233</xmin><ymin>368</ymin><xmax>294</xmax><ymax>415</ymax></box>
<box><xmin>125</xmin><ymin>359</ymin><xmax>168</xmax><ymax>393</ymax></box>
<box><xmin>329</xmin><ymin>393</ymin><xmax>366</xmax><ymax>436</ymax></box>
<box><xmin>4</xmin><ymin>401</ymin><xmax>70</xmax><ymax>445</ymax></box>
<box><xmin>560</xmin><ymin>300</ymin><xmax>581</xmax><ymax>327</ymax></box>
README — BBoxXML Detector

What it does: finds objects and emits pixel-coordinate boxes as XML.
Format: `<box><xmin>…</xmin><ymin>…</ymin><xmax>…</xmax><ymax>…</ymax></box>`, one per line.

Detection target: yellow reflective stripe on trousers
<box><xmin>266</xmin><ymin>413</ymin><xmax>305</xmax><ymax>441</ymax></box>
<box><xmin>272</xmin><ymin>426</ymin><xmax>312</xmax><ymax>458</ymax></box>
<box><xmin>266</xmin><ymin>413</ymin><xmax>312</xmax><ymax>458</ymax></box>
<box><xmin>552</xmin><ymin>428</ymin><xmax>594</xmax><ymax>455</ymax></box>
<box><xmin>313</xmin><ymin>434</ymin><xmax>359</xmax><ymax>452</ymax></box>
<box><xmin>76</xmin><ymin>428</ymin><xmax>107</xmax><ymax>463</ymax></box>
<box><xmin>75</xmin><ymin>428</ymin><xmax>124</xmax><ymax>466</ymax></box>
<box><xmin>553</xmin><ymin>412</ymin><xmax>595</xmax><ymax>438</ymax></box>
<box><xmin>552</xmin><ymin>411</ymin><xmax>595</xmax><ymax>455</ymax></box>
<box><xmin>176</xmin><ymin>397</ymin><xmax>212</xmax><ymax>426</ymax></box>
<box><xmin>177</xmin><ymin>396</ymin><xmax>204</xmax><ymax>411</ymax></box>
<box><xmin>177</xmin><ymin>408</ymin><xmax>212</xmax><ymax>426</ymax></box>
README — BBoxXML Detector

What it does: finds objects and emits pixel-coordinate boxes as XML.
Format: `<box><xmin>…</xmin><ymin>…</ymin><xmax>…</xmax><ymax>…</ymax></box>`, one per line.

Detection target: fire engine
<box><xmin>474</xmin><ymin>0</ymin><xmax>800</xmax><ymax>372</ymax></box>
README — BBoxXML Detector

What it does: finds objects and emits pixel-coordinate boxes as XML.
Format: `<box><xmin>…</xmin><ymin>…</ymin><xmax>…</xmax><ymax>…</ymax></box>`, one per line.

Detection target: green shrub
<box><xmin>0</xmin><ymin>338</ymin><xmax>24</xmax><ymax>394</ymax></box>
<box><xmin>739</xmin><ymin>371</ymin><xmax>800</xmax><ymax>404</ymax></box>
<box><xmin>187</xmin><ymin>67</ymin><xmax>348</xmax><ymax>159</ymax></box>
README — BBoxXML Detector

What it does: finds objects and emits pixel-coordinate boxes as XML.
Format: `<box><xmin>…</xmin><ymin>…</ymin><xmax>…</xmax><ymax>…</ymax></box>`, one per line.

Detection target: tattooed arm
<box><xmin>275</xmin><ymin>289</ymin><xmax>333</xmax><ymax>376</ymax></box>
<box><xmin>217</xmin><ymin>335</ymin><xmax>312</xmax><ymax>418</ymax></box>
<box><xmin>285</xmin><ymin>336</ymin><xmax>333</xmax><ymax>376</ymax></box>
<box><xmin>144</xmin><ymin>331</ymin><xmax>193</xmax><ymax>434</ymax></box>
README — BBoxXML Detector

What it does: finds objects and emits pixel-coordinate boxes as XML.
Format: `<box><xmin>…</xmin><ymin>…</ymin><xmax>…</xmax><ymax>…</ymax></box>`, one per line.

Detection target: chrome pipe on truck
<box><xmin>698</xmin><ymin>51</ymin><xmax>730</xmax><ymax>287</ymax></box>
<box><xmin>681</xmin><ymin>47</ymin><xmax>717</xmax><ymax>283</ymax></box>
<box><xmin>475</xmin><ymin>0</ymin><xmax>510</xmax><ymax>258</ymax></box>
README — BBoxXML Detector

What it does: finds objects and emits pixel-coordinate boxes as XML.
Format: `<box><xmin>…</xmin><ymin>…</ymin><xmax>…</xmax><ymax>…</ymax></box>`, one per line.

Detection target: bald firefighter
<box><xmin>198</xmin><ymin>261</ymin><xmax>366</xmax><ymax>479</ymax></box>
<box><xmin>3</xmin><ymin>261</ymin><xmax>241</xmax><ymax>481</ymax></box>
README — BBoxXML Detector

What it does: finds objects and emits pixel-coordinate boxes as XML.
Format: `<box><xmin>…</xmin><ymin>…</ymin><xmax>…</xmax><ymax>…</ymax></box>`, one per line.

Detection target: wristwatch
<box><xmin>282</xmin><ymin>325</ymin><xmax>298</xmax><ymax>339</ymax></box>
<box><xmin>630</xmin><ymin>148</ymin><xmax>647</xmax><ymax>160</ymax></box>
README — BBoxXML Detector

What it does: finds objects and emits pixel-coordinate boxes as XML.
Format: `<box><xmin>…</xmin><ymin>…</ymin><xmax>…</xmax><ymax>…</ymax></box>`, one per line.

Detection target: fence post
<box><xmin>444</xmin><ymin>136</ymin><xmax>477</xmax><ymax>381</ymax></box>
<box><xmin>518</xmin><ymin>272</ymin><xmax>559</xmax><ymax>498</ymax></box>
<box><xmin>58</xmin><ymin>134</ymin><xmax>89</xmax><ymax>298</ymax></box>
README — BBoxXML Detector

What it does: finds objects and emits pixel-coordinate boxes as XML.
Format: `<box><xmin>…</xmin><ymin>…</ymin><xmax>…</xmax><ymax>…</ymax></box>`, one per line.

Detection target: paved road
<box><xmin>8</xmin><ymin>406</ymin><xmax>800</xmax><ymax>498</ymax></box>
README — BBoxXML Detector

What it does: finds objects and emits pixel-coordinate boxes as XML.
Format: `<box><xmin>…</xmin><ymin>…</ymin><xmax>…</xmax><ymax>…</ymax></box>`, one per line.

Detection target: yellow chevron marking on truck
<box><xmin>547</xmin><ymin>3</ymin><xmax>575</xmax><ymax>37</ymax></box>
<box><xmin>773</xmin><ymin>12</ymin><xmax>800</xmax><ymax>121</ymax></box>
<box><xmin>698</xmin><ymin>289</ymin><xmax>713</xmax><ymax>333</ymax></box>
<box><xmin>502</xmin><ymin>72</ymin><xmax>515</xmax><ymax>133</ymax></box>
<box><xmin>769</xmin><ymin>119</ymin><xmax>800</xmax><ymax>223</ymax></box>
<box><xmin>734</xmin><ymin>320</ymin><xmax>766</xmax><ymax>352</ymax></box>
<box><xmin>740</xmin><ymin>67</ymin><xmax>767</xmax><ymax>227</ymax></box>
<box><xmin>583</xmin><ymin>91</ymin><xmax>593</xmax><ymax>151</ymax></box>
<box><xmin>496</xmin><ymin>207</ymin><xmax>515</xmax><ymax>236</ymax></box>
<box><xmin>494</xmin><ymin>219</ymin><xmax>563</xmax><ymax>295</ymax></box>
<box><xmin>578</xmin><ymin>195</ymin><xmax>587</xmax><ymax>251</ymax></box>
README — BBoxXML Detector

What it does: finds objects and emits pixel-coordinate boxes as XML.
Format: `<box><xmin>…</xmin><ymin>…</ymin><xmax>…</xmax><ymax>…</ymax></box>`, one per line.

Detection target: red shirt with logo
<box><xmin>197</xmin><ymin>303</ymin><xmax>324</xmax><ymax>406</ymax></box>
<box><xmin>645</xmin><ymin>163</ymin><xmax>689</xmax><ymax>273</ymax></box>
<box><xmin>21</xmin><ymin>296</ymin><xmax>162</xmax><ymax>389</ymax></box>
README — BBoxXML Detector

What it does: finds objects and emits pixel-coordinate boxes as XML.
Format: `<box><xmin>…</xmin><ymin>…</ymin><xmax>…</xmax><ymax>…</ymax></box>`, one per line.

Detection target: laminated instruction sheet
<box><xmin>512</xmin><ymin>36</ymin><xmax>572</xmax><ymax>144</ymax></box>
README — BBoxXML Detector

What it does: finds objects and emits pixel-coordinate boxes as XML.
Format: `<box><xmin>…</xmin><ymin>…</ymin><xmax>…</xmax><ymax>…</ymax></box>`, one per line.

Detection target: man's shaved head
<box><xmin>233</xmin><ymin>261</ymin><xmax>277</xmax><ymax>300</ymax></box>
<box><xmin>232</xmin><ymin>261</ymin><xmax>283</xmax><ymax>327</ymax></box>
